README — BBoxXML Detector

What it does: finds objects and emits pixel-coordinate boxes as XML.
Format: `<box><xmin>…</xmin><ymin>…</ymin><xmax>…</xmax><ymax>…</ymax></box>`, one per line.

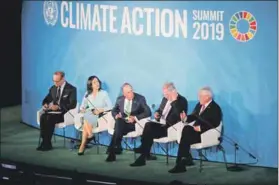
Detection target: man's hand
<box><xmin>180</xmin><ymin>111</ymin><xmax>187</xmax><ymax>122</ymax></box>
<box><xmin>115</xmin><ymin>112</ymin><xmax>122</xmax><ymax>119</ymax></box>
<box><xmin>193</xmin><ymin>126</ymin><xmax>201</xmax><ymax>132</ymax></box>
<box><xmin>43</xmin><ymin>104</ymin><xmax>49</xmax><ymax>110</ymax></box>
<box><xmin>154</xmin><ymin>112</ymin><xmax>160</xmax><ymax>119</ymax></box>
<box><xmin>127</xmin><ymin>116</ymin><xmax>135</xmax><ymax>123</ymax></box>
<box><xmin>50</xmin><ymin>105</ymin><xmax>59</xmax><ymax>111</ymax></box>
<box><xmin>93</xmin><ymin>109</ymin><xmax>100</xmax><ymax>115</ymax></box>
<box><xmin>80</xmin><ymin>109</ymin><xmax>86</xmax><ymax>113</ymax></box>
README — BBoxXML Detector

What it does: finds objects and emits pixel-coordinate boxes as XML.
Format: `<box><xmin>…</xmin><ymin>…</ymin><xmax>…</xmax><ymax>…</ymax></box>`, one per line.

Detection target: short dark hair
<box><xmin>54</xmin><ymin>71</ymin><xmax>65</xmax><ymax>78</ymax></box>
<box><xmin>87</xmin><ymin>76</ymin><xmax>102</xmax><ymax>94</ymax></box>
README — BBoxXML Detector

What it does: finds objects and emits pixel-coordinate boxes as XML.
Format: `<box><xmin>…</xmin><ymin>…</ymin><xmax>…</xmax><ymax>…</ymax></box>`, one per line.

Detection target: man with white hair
<box><xmin>169</xmin><ymin>86</ymin><xmax>222</xmax><ymax>173</ymax></box>
<box><xmin>106</xmin><ymin>83</ymin><xmax>151</xmax><ymax>162</ymax></box>
<box><xmin>130</xmin><ymin>82</ymin><xmax>188</xmax><ymax>167</ymax></box>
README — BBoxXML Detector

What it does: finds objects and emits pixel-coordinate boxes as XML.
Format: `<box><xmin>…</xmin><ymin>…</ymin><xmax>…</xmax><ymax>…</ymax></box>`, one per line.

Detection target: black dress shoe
<box><xmin>36</xmin><ymin>145</ymin><xmax>44</xmax><ymax>151</ymax></box>
<box><xmin>41</xmin><ymin>146</ymin><xmax>53</xmax><ymax>151</ymax></box>
<box><xmin>130</xmin><ymin>155</ymin><xmax>146</xmax><ymax>167</ymax></box>
<box><xmin>180</xmin><ymin>156</ymin><xmax>194</xmax><ymax>166</ymax></box>
<box><xmin>106</xmin><ymin>153</ymin><xmax>116</xmax><ymax>162</ymax></box>
<box><xmin>168</xmin><ymin>164</ymin><xmax>186</xmax><ymax>173</ymax></box>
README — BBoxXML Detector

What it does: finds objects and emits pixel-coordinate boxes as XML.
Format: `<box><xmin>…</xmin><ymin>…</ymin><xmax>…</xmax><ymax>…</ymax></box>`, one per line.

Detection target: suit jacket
<box><xmin>111</xmin><ymin>93</ymin><xmax>151</xmax><ymax>121</ymax></box>
<box><xmin>42</xmin><ymin>82</ymin><xmax>77</xmax><ymax>114</ymax></box>
<box><xmin>156</xmin><ymin>94</ymin><xmax>188</xmax><ymax>127</ymax></box>
<box><xmin>187</xmin><ymin>100</ymin><xmax>222</xmax><ymax>133</ymax></box>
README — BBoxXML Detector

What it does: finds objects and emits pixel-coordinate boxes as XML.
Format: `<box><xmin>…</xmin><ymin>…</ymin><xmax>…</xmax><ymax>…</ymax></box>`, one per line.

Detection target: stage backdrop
<box><xmin>22</xmin><ymin>1</ymin><xmax>278</xmax><ymax>168</ymax></box>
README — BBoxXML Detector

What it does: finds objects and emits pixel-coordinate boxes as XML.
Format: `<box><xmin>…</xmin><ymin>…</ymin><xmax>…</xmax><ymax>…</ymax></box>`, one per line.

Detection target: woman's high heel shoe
<box><xmin>78</xmin><ymin>150</ymin><xmax>85</xmax><ymax>156</ymax></box>
<box><xmin>78</xmin><ymin>145</ymin><xmax>86</xmax><ymax>155</ymax></box>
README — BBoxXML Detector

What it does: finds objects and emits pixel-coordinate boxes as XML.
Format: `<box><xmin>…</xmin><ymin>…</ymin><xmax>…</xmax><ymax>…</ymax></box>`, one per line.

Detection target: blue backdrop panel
<box><xmin>22</xmin><ymin>1</ymin><xmax>278</xmax><ymax>168</ymax></box>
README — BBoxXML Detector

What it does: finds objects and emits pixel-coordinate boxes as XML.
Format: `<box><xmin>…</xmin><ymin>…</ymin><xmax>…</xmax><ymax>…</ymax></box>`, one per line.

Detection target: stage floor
<box><xmin>0</xmin><ymin>106</ymin><xmax>278</xmax><ymax>185</ymax></box>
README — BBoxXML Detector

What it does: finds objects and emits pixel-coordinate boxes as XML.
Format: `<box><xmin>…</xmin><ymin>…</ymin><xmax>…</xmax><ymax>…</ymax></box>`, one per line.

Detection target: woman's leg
<box><xmin>86</xmin><ymin>123</ymin><xmax>93</xmax><ymax>138</ymax></box>
<box><xmin>78</xmin><ymin>120</ymin><xmax>89</xmax><ymax>152</ymax></box>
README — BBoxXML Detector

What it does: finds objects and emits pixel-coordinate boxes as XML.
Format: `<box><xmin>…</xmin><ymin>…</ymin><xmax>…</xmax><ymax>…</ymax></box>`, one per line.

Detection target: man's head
<box><xmin>53</xmin><ymin>71</ymin><xmax>65</xmax><ymax>87</ymax></box>
<box><xmin>122</xmin><ymin>83</ymin><xmax>134</xmax><ymax>100</ymax></box>
<box><xmin>198</xmin><ymin>86</ymin><xmax>213</xmax><ymax>105</ymax></box>
<box><xmin>162</xmin><ymin>82</ymin><xmax>177</xmax><ymax>100</ymax></box>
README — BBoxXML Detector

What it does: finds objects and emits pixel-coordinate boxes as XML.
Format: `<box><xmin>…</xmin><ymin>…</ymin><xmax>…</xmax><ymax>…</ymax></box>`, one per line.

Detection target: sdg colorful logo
<box><xmin>229</xmin><ymin>11</ymin><xmax>257</xmax><ymax>42</ymax></box>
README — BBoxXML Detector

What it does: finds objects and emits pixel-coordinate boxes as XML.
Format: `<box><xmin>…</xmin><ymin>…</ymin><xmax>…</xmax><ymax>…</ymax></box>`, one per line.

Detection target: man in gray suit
<box><xmin>106</xmin><ymin>83</ymin><xmax>151</xmax><ymax>162</ymax></box>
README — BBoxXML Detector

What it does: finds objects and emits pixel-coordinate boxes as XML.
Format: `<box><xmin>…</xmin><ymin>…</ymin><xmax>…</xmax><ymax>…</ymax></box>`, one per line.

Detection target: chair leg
<box><xmin>198</xmin><ymin>150</ymin><xmax>203</xmax><ymax>172</ymax></box>
<box><xmin>166</xmin><ymin>143</ymin><xmax>169</xmax><ymax>165</ymax></box>
<box><xmin>97</xmin><ymin>133</ymin><xmax>99</xmax><ymax>154</ymax></box>
<box><xmin>133</xmin><ymin>139</ymin><xmax>136</xmax><ymax>160</ymax></box>
<box><xmin>63</xmin><ymin>128</ymin><xmax>66</xmax><ymax>148</ymax></box>
<box><xmin>218</xmin><ymin>145</ymin><xmax>228</xmax><ymax>171</ymax></box>
<box><xmin>125</xmin><ymin>138</ymin><xmax>128</xmax><ymax>149</ymax></box>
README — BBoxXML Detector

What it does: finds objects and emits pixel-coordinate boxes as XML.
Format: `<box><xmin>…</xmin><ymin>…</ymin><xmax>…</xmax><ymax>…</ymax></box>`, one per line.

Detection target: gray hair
<box><xmin>199</xmin><ymin>86</ymin><xmax>213</xmax><ymax>97</ymax></box>
<box><xmin>163</xmin><ymin>82</ymin><xmax>176</xmax><ymax>92</ymax></box>
<box><xmin>122</xmin><ymin>82</ymin><xmax>133</xmax><ymax>90</ymax></box>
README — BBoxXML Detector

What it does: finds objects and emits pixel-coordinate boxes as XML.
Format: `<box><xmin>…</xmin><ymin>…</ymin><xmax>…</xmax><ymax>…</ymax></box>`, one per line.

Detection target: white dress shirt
<box><xmin>57</xmin><ymin>81</ymin><xmax>66</xmax><ymax>104</ymax></box>
<box><xmin>160</xmin><ymin>100</ymin><xmax>172</xmax><ymax>124</ymax></box>
<box><xmin>124</xmin><ymin>98</ymin><xmax>132</xmax><ymax>115</ymax></box>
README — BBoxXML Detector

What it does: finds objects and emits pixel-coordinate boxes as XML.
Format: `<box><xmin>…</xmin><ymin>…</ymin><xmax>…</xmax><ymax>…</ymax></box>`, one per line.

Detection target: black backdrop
<box><xmin>0</xmin><ymin>1</ymin><xmax>22</xmax><ymax>108</ymax></box>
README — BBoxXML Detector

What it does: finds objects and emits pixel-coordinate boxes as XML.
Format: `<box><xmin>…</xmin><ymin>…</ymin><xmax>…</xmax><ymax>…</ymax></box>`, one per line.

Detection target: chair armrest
<box><xmin>37</xmin><ymin>109</ymin><xmax>44</xmax><ymax>125</ymax></box>
<box><xmin>134</xmin><ymin>117</ymin><xmax>150</xmax><ymax>135</ymax></box>
<box><xmin>97</xmin><ymin>111</ymin><xmax>115</xmax><ymax>131</ymax></box>
<box><xmin>63</xmin><ymin>103</ymin><xmax>79</xmax><ymax>126</ymax></box>
<box><xmin>74</xmin><ymin>113</ymin><xmax>84</xmax><ymax>130</ymax></box>
<box><xmin>167</xmin><ymin>121</ymin><xmax>183</xmax><ymax>141</ymax></box>
<box><xmin>200</xmin><ymin>128</ymin><xmax>221</xmax><ymax>147</ymax></box>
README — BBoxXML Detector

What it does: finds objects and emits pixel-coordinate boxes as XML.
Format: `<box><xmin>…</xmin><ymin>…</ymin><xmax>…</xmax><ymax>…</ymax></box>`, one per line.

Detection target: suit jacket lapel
<box><xmin>200</xmin><ymin>101</ymin><xmax>212</xmax><ymax>115</ymax></box>
<box><xmin>51</xmin><ymin>86</ymin><xmax>57</xmax><ymax>101</ymax></box>
<box><xmin>120</xmin><ymin>97</ymin><xmax>125</xmax><ymax>113</ymax></box>
<box><xmin>60</xmin><ymin>83</ymin><xmax>67</xmax><ymax>99</ymax></box>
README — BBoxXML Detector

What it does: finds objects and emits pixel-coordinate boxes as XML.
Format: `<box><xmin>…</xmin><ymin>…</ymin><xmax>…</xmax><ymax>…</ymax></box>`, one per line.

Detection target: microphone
<box><xmin>191</xmin><ymin>111</ymin><xmax>258</xmax><ymax>163</ymax></box>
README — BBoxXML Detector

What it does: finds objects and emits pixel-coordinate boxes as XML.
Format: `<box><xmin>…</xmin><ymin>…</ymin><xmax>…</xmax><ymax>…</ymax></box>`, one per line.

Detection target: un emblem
<box><xmin>43</xmin><ymin>1</ymin><xmax>58</xmax><ymax>26</ymax></box>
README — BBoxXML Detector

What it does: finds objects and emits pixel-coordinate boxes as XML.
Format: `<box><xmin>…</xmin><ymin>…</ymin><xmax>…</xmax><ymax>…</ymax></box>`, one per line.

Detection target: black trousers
<box><xmin>177</xmin><ymin>125</ymin><xmax>201</xmax><ymax>159</ymax></box>
<box><xmin>140</xmin><ymin>122</ymin><xmax>168</xmax><ymax>155</ymax></box>
<box><xmin>40</xmin><ymin>113</ymin><xmax>64</xmax><ymax>147</ymax></box>
<box><xmin>109</xmin><ymin>119</ymin><xmax>135</xmax><ymax>151</ymax></box>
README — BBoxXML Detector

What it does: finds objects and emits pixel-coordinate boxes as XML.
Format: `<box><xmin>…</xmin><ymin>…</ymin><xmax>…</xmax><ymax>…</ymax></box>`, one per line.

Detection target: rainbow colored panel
<box><xmin>229</xmin><ymin>11</ymin><xmax>257</xmax><ymax>42</ymax></box>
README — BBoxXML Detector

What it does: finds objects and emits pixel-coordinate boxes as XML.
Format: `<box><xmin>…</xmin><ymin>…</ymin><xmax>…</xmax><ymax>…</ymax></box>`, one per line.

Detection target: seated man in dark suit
<box><xmin>169</xmin><ymin>86</ymin><xmax>222</xmax><ymax>173</ymax></box>
<box><xmin>130</xmin><ymin>82</ymin><xmax>188</xmax><ymax>167</ymax></box>
<box><xmin>37</xmin><ymin>71</ymin><xmax>77</xmax><ymax>151</ymax></box>
<box><xmin>106</xmin><ymin>83</ymin><xmax>151</xmax><ymax>162</ymax></box>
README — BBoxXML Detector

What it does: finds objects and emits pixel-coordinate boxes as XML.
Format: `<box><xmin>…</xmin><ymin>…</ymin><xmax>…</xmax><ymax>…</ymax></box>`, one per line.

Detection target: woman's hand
<box><xmin>93</xmin><ymin>109</ymin><xmax>100</xmax><ymax>115</ymax></box>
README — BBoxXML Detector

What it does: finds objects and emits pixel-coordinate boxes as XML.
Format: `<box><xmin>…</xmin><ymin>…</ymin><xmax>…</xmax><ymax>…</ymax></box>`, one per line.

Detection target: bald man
<box><xmin>106</xmin><ymin>83</ymin><xmax>151</xmax><ymax>162</ymax></box>
<box><xmin>37</xmin><ymin>71</ymin><xmax>77</xmax><ymax>151</ymax></box>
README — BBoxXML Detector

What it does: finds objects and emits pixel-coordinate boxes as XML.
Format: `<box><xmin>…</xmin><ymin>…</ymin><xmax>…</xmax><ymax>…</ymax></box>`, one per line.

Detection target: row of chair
<box><xmin>36</xmin><ymin>104</ymin><xmax>227</xmax><ymax>172</ymax></box>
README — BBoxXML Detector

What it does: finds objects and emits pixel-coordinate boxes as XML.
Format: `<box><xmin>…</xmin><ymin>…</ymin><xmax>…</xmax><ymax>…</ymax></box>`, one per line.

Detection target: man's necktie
<box><xmin>200</xmin><ymin>105</ymin><xmax>205</xmax><ymax>115</ymax></box>
<box><xmin>55</xmin><ymin>87</ymin><xmax>61</xmax><ymax>104</ymax></box>
<box><xmin>125</xmin><ymin>100</ymin><xmax>131</xmax><ymax>116</ymax></box>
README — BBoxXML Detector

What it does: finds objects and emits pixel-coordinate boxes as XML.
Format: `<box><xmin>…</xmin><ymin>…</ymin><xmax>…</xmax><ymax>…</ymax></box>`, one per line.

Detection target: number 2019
<box><xmin>193</xmin><ymin>22</ymin><xmax>224</xmax><ymax>41</ymax></box>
